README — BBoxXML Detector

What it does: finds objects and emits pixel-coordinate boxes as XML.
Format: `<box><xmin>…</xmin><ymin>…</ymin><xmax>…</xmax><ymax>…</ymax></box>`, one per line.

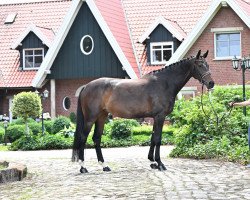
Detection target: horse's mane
<box><xmin>143</xmin><ymin>56</ymin><xmax>194</xmax><ymax>78</ymax></box>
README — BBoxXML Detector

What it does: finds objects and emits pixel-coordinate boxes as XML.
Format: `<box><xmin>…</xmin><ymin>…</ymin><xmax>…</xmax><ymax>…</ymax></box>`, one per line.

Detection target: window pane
<box><xmin>35</xmin><ymin>50</ymin><xmax>43</xmax><ymax>55</ymax></box>
<box><xmin>25</xmin><ymin>50</ymin><xmax>33</xmax><ymax>55</ymax></box>
<box><xmin>152</xmin><ymin>46</ymin><xmax>161</xmax><ymax>49</ymax></box>
<box><xmin>25</xmin><ymin>57</ymin><xmax>33</xmax><ymax>68</ymax></box>
<box><xmin>34</xmin><ymin>56</ymin><xmax>43</xmax><ymax>68</ymax></box>
<box><xmin>216</xmin><ymin>34</ymin><xmax>228</xmax><ymax>41</ymax></box>
<box><xmin>83</xmin><ymin>37</ymin><xmax>93</xmax><ymax>53</ymax></box>
<box><xmin>152</xmin><ymin>50</ymin><xmax>162</xmax><ymax>62</ymax></box>
<box><xmin>230</xmin><ymin>33</ymin><xmax>240</xmax><ymax>41</ymax></box>
<box><xmin>163</xmin><ymin>45</ymin><xmax>172</xmax><ymax>49</ymax></box>
<box><xmin>230</xmin><ymin>40</ymin><xmax>240</xmax><ymax>56</ymax></box>
<box><xmin>216</xmin><ymin>41</ymin><xmax>228</xmax><ymax>57</ymax></box>
<box><xmin>163</xmin><ymin>50</ymin><xmax>171</xmax><ymax>61</ymax></box>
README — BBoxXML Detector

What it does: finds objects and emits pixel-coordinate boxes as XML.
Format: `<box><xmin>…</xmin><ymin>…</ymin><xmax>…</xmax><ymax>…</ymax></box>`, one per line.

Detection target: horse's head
<box><xmin>192</xmin><ymin>50</ymin><xmax>214</xmax><ymax>89</ymax></box>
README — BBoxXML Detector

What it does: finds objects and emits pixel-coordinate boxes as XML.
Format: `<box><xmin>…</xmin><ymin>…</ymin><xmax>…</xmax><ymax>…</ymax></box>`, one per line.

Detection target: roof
<box><xmin>0</xmin><ymin>0</ymin><xmax>71</xmax><ymax>88</ymax></box>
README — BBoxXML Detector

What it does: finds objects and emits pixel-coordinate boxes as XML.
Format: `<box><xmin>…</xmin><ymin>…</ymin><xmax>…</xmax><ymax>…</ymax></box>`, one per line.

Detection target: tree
<box><xmin>11</xmin><ymin>92</ymin><xmax>42</xmax><ymax>134</ymax></box>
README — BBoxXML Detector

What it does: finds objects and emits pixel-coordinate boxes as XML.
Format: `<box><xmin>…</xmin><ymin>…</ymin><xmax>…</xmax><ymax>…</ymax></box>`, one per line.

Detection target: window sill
<box><xmin>213</xmin><ymin>57</ymin><xmax>240</xmax><ymax>61</ymax></box>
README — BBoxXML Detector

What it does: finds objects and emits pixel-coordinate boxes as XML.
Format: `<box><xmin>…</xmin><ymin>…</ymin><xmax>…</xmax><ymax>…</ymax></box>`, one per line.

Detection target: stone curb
<box><xmin>0</xmin><ymin>160</ymin><xmax>27</xmax><ymax>184</ymax></box>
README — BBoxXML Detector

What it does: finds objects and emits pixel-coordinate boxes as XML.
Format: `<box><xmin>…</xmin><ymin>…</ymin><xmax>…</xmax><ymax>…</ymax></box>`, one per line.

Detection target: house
<box><xmin>0</xmin><ymin>0</ymin><xmax>250</xmax><ymax>121</ymax></box>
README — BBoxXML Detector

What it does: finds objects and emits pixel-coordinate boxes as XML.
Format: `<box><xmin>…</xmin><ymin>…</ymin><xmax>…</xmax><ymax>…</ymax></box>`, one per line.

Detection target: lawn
<box><xmin>0</xmin><ymin>145</ymin><xmax>8</xmax><ymax>151</ymax></box>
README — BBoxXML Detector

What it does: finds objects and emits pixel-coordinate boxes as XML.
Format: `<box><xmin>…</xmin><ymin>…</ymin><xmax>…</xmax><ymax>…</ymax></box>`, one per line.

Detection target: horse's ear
<box><xmin>196</xmin><ymin>50</ymin><xmax>201</xmax><ymax>59</ymax></box>
<box><xmin>203</xmin><ymin>50</ymin><xmax>209</xmax><ymax>58</ymax></box>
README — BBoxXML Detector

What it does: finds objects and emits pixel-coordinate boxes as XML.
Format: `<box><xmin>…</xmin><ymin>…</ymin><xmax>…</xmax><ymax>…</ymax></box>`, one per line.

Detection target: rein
<box><xmin>200</xmin><ymin>84</ymin><xmax>235</xmax><ymax>133</ymax></box>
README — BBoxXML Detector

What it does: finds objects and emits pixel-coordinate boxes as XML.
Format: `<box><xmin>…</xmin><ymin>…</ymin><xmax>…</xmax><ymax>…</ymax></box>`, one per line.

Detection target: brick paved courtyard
<box><xmin>0</xmin><ymin>146</ymin><xmax>249</xmax><ymax>200</ymax></box>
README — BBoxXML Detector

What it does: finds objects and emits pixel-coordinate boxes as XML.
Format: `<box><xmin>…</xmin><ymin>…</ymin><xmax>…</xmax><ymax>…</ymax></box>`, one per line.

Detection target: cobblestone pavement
<box><xmin>0</xmin><ymin>146</ymin><xmax>250</xmax><ymax>200</ymax></box>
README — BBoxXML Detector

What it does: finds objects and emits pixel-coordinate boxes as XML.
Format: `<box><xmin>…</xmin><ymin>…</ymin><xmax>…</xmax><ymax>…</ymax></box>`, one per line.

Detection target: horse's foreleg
<box><xmin>93</xmin><ymin>114</ymin><xmax>111</xmax><ymax>172</ymax></box>
<box><xmin>152</xmin><ymin>116</ymin><xmax>167</xmax><ymax>171</ymax></box>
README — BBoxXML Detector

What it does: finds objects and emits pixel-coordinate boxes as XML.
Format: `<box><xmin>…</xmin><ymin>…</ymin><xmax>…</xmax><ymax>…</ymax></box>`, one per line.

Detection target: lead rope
<box><xmin>201</xmin><ymin>84</ymin><xmax>235</xmax><ymax>134</ymax></box>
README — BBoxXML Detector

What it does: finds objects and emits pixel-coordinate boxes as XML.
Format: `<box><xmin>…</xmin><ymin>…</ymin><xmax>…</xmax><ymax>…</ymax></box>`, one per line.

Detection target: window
<box><xmin>63</xmin><ymin>96</ymin><xmax>71</xmax><ymax>110</ymax></box>
<box><xmin>80</xmin><ymin>35</ymin><xmax>94</xmax><ymax>55</ymax></box>
<box><xmin>23</xmin><ymin>48</ymin><xmax>44</xmax><ymax>69</ymax></box>
<box><xmin>215</xmin><ymin>32</ymin><xmax>240</xmax><ymax>59</ymax></box>
<box><xmin>150</xmin><ymin>42</ymin><xmax>173</xmax><ymax>65</ymax></box>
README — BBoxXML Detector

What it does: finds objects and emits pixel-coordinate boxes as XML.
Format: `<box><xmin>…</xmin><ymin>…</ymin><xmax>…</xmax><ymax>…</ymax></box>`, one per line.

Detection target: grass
<box><xmin>0</xmin><ymin>145</ymin><xmax>9</xmax><ymax>151</ymax></box>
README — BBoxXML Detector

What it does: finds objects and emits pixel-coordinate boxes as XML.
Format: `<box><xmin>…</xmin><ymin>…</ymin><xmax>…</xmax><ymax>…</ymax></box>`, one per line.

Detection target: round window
<box><xmin>80</xmin><ymin>35</ymin><xmax>94</xmax><ymax>55</ymax></box>
<box><xmin>63</xmin><ymin>96</ymin><xmax>71</xmax><ymax>111</ymax></box>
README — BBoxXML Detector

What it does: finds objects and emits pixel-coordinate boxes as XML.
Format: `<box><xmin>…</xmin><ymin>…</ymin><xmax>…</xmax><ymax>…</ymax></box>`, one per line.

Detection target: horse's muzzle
<box><xmin>208</xmin><ymin>81</ymin><xmax>215</xmax><ymax>89</ymax></box>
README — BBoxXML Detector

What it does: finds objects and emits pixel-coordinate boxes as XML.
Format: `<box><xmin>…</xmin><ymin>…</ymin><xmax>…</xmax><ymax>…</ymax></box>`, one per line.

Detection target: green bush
<box><xmin>28</xmin><ymin>122</ymin><xmax>42</xmax><ymax>135</ymax></box>
<box><xmin>52</xmin><ymin>116</ymin><xmax>71</xmax><ymax>134</ymax></box>
<box><xmin>169</xmin><ymin>86</ymin><xmax>250</xmax><ymax>164</ymax></box>
<box><xmin>10</xmin><ymin>134</ymin><xmax>72</xmax><ymax>150</ymax></box>
<box><xmin>110</xmin><ymin>119</ymin><xmax>139</xmax><ymax>140</ymax></box>
<box><xmin>6</xmin><ymin>124</ymin><xmax>26</xmax><ymax>143</ymax></box>
<box><xmin>10</xmin><ymin>135</ymin><xmax>39</xmax><ymax>150</ymax></box>
<box><xmin>0</xmin><ymin>127</ymin><xmax>4</xmax><ymax>143</ymax></box>
<box><xmin>44</xmin><ymin>120</ymin><xmax>53</xmax><ymax>134</ymax></box>
<box><xmin>69</xmin><ymin>112</ymin><xmax>76</xmax><ymax>123</ymax></box>
<box><xmin>10</xmin><ymin>118</ymin><xmax>36</xmax><ymax>125</ymax></box>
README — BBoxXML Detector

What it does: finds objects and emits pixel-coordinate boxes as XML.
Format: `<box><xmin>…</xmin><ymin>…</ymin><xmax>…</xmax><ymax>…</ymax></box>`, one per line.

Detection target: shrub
<box><xmin>10</xmin><ymin>135</ymin><xmax>39</xmax><ymax>150</ymax></box>
<box><xmin>69</xmin><ymin>112</ymin><xmax>76</xmax><ymax>123</ymax></box>
<box><xmin>0</xmin><ymin>127</ymin><xmax>4</xmax><ymax>143</ymax></box>
<box><xmin>110</xmin><ymin>119</ymin><xmax>139</xmax><ymax>140</ymax></box>
<box><xmin>10</xmin><ymin>118</ymin><xmax>36</xmax><ymax>125</ymax></box>
<box><xmin>169</xmin><ymin>86</ymin><xmax>250</xmax><ymax>164</ymax></box>
<box><xmin>44</xmin><ymin>120</ymin><xmax>53</xmax><ymax>134</ymax></box>
<box><xmin>6</xmin><ymin>124</ymin><xmax>26</xmax><ymax>143</ymax></box>
<box><xmin>38</xmin><ymin>134</ymin><xmax>72</xmax><ymax>149</ymax></box>
<box><xmin>52</xmin><ymin>116</ymin><xmax>71</xmax><ymax>134</ymax></box>
<box><xmin>28</xmin><ymin>122</ymin><xmax>42</xmax><ymax>135</ymax></box>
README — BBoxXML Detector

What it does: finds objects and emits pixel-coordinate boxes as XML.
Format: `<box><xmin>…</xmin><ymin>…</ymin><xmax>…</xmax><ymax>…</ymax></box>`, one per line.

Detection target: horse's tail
<box><xmin>72</xmin><ymin>87</ymin><xmax>85</xmax><ymax>162</ymax></box>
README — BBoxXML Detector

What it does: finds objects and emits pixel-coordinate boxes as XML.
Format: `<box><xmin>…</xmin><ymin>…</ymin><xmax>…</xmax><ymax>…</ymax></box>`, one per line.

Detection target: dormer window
<box><xmin>23</xmin><ymin>48</ymin><xmax>44</xmax><ymax>70</ymax></box>
<box><xmin>150</xmin><ymin>42</ymin><xmax>173</xmax><ymax>65</ymax></box>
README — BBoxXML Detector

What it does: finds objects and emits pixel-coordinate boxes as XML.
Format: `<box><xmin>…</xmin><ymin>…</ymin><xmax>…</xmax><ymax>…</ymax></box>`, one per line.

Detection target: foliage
<box><xmin>0</xmin><ymin>127</ymin><xmax>4</xmax><ymax>143</ymax></box>
<box><xmin>169</xmin><ymin>86</ymin><xmax>250</xmax><ymax>164</ymax></box>
<box><xmin>51</xmin><ymin>116</ymin><xmax>71</xmax><ymax>134</ymax></box>
<box><xmin>28</xmin><ymin>122</ymin><xmax>42</xmax><ymax>135</ymax></box>
<box><xmin>110</xmin><ymin>118</ymin><xmax>140</xmax><ymax>140</ymax></box>
<box><xmin>10</xmin><ymin>134</ymin><xmax>72</xmax><ymax>150</ymax></box>
<box><xmin>11</xmin><ymin>92</ymin><xmax>42</xmax><ymax>134</ymax></box>
<box><xmin>11</xmin><ymin>92</ymin><xmax>42</xmax><ymax>121</ymax></box>
<box><xmin>44</xmin><ymin>120</ymin><xmax>53</xmax><ymax>134</ymax></box>
<box><xmin>69</xmin><ymin>112</ymin><xmax>77</xmax><ymax>123</ymax></box>
<box><xmin>57</xmin><ymin>123</ymin><xmax>76</xmax><ymax>137</ymax></box>
<box><xmin>6</xmin><ymin>124</ymin><xmax>26</xmax><ymax>143</ymax></box>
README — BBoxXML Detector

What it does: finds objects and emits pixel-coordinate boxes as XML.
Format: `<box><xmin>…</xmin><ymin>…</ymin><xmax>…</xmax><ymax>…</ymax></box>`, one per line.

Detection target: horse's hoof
<box><xmin>80</xmin><ymin>167</ymin><xmax>88</xmax><ymax>173</ymax></box>
<box><xmin>103</xmin><ymin>166</ymin><xmax>111</xmax><ymax>172</ymax></box>
<box><xmin>150</xmin><ymin>163</ymin><xmax>158</xmax><ymax>169</ymax></box>
<box><xmin>158</xmin><ymin>164</ymin><xmax>167</xmax><ymax>171</ymax></box>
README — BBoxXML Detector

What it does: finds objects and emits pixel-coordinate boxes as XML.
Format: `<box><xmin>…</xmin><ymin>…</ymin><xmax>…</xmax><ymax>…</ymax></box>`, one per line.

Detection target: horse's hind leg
<box><xmin>79</xmin><ymin>123</ymin><xmax>93</xmax><ymax>173</ymax></box>
<box><xmin>93</xmin><ymin>113</ymin><xmax>111</xmax><ymax>172</ymax></box>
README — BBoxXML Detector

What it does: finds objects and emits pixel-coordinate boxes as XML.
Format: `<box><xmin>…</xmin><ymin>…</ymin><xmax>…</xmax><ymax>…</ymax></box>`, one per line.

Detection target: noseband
<box><xmin>192</xmin><ymin>63</ymin><xmax>211</xmax><ymax>84</ymax></box>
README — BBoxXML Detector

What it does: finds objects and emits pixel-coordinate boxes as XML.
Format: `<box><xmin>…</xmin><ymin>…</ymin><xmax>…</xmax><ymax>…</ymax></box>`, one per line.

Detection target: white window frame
<box><xmin>213</xmin><ymin>31</ymin><xmax>241</xmax><ymax>60</ymax></box>
<box><xmin>63</xmin><ymin>96</ymin><xmax>71</xmax><ymax>111</ymax></box>
<box><xmin>150</xmin><ymin>41</ymin><xmax>173</xmax><ymax>65</ymax></box>
<box><xmin>80</xmin><ymin>35</ymin><xmax>94</xmax><ymax>55</ymax></box>
<box><xmin>23</xmin><ymin>48</ymin><xmax>44</xmax><ymax>70</ymax></box>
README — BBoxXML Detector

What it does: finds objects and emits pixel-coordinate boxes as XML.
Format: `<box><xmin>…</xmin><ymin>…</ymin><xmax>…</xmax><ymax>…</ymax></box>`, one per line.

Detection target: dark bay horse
<box><xmin>72</xmin><ymin>50</ymin><xmax>214</xmax><ymax>173</ymax></box>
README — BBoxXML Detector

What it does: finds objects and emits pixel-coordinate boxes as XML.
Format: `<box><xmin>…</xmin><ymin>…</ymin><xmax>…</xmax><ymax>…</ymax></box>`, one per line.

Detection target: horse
<box><xmin>72</xmin><ymin>50</ymin><xmax>214</xmax><ymax>173</ymax></box>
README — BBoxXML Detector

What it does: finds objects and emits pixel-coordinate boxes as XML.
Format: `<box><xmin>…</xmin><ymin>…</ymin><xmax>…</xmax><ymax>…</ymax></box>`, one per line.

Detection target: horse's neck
<box><xmin>158</xmin><ymin>61</ymin><xmax>194</xmax><ymax>96</ymax></box>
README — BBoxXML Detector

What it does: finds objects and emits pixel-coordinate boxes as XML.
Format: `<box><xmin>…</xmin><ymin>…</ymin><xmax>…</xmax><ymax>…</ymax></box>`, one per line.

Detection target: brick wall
<box><xmin>185</xmin><ymin>7</ymin><xmax>250</xmax><ymax>90</ymax></box>
<box><xmin>54</xmin><ymin>78</ymin><xmax>94</xmax><ymax>117</ymax></box>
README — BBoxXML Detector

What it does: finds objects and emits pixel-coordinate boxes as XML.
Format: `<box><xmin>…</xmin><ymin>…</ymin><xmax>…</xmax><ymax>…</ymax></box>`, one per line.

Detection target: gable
<box><xmin>48</xmin><ymin>2</ymin><xmax>127</xmax><ymax>79</ymax></box>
